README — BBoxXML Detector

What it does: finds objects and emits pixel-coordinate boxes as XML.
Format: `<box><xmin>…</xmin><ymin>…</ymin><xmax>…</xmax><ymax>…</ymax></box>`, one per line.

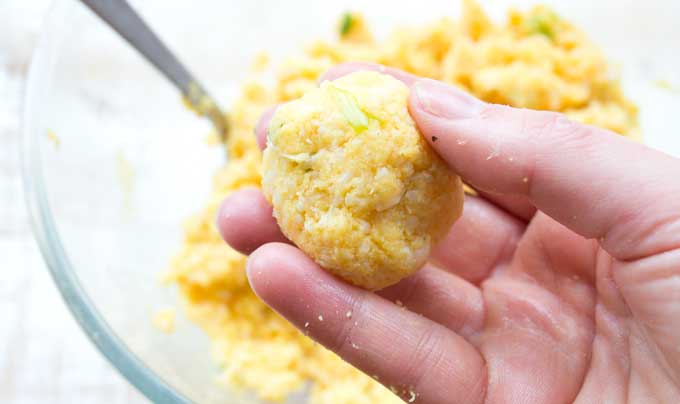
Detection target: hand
<box><xmin>217</xmin><ymin>63</ymin><xmax>680</xmax><ymax>404</ymax></box>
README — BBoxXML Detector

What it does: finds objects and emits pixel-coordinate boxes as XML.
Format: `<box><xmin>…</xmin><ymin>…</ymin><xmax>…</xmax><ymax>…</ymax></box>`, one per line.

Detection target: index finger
<box><xmin>408</xmin><ymin>77</ymin><xmax>680</xmax><ymax>261</ymax></box>
<box><xmin>319</xmin><ymin>62</ymin><xmax>418</xmax><ymax>86</ymax></box>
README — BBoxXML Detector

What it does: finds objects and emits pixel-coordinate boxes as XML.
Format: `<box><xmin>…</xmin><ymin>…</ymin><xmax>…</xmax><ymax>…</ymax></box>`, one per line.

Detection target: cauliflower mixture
<box><xmin>166</xmin><ymin>1</ymin><xmax>639</xmax><ymax>403</ymax></box>
<box><xmin>262</xmin><ymin>71</ymin><xmax>463</xmax><ymax>290</ymax></box>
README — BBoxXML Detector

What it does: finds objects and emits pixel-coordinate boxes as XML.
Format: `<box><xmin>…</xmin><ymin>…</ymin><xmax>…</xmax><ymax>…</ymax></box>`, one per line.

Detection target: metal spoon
<box><xmin>79</xmin><ymin>0</ymin><xmax>229</xmax><ymax>141</ymax></box>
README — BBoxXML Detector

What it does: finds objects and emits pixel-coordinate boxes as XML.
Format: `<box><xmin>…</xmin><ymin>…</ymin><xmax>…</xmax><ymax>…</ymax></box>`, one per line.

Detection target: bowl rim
<box><xmin>20</xmin><ymin>1</ymin><xmax>190</xmax><ymax>402</ymax></box>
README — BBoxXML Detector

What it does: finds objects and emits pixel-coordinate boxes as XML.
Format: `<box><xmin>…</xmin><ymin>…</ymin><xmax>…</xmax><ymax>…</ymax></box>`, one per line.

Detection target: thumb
<box><xmin>408</xmin><ymin>78</ymin><xmax>680</xmax><ymax>262</ymax></box>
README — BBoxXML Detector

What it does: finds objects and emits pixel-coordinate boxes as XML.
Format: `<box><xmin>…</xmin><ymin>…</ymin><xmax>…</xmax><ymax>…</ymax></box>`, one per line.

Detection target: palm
<box><xmin>434</xmin><ymin>209</ymin><xmax>678</xmax><ymax>403</ymax></box>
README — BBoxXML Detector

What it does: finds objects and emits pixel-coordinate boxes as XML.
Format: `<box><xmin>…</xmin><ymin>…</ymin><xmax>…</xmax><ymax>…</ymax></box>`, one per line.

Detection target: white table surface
<box><xmin>1</xmin><ymin>1</ymin><xmax>146</xmax><ymax>402</ymax></box>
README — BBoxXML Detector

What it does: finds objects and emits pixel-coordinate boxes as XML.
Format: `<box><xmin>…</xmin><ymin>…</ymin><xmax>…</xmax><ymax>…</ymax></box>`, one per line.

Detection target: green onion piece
<box><xmin>328</xmin><ymin>84</ymin><xmax>369</xmax><ymax>131</ymax></box>
<box><xmin>526</xmin><ymin>11</ymin><xmax>559</xmax><ymax>40</ymax></box>
<box><xmin>339</xmin><ymin>12</ymin><xmax>354</xmax><ymax>37</ymax></box>
<box><xmin>280</xmin><ymin>152</ymin><xmax>311</xmax><ymax>163</ymax></box>
<box><xmin>266</xmin><ymin>131</ymin><xmax>274</xmax><ymax>150</ymax></box>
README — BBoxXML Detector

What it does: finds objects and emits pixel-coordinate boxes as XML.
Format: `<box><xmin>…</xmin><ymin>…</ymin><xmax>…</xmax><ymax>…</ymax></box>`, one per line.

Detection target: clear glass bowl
<box><xmin>21</xmin><ymin>0</ymin><xmax>680</xmax><ymax>403</ymax></box>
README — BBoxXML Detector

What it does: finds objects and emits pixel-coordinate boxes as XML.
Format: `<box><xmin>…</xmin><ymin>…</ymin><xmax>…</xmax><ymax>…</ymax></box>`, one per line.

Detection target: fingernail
<box><xmin>412</xmin><ymin>79</ymin><xmax>481</xmax><ymax>120</ymax></box>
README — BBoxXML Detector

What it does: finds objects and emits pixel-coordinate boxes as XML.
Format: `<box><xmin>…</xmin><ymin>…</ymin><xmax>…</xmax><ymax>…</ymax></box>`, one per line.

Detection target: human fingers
<box><xmin>216</xmin><ymin>188</ymin><xmax>289</xmax><ymax>255</ymax></box>
<box><xmin>218</xmin><ymin>189</ymin><xmax>523</xmax><ymax>283</ymax></box>
<box><xmin>319</xmin><ymin>61</ymin><xmax>418</xmax><ymax>86</ymax></box>
<box><xmin>408</xmin><ymin>77</ymin><xmax>680</xmax><ymax>261</ymax></box>
<box><xmin>377</xmin><ymin>264</ymin><xmax>484</xmax><ymax>339</ymax></box>
<box><xmin>430</xmin><ymin>196</ymin><xmax>524</xmax><ymax>284</ymax></box>
<box><xmin>255</xmin><ymin>106</ymin><xmax>276</xmax><ymax>150</ymax></box>
<box><xmin>474</xmin><ymin>190</ymin><xmax>536</xmax><ymax>221</ymax></box>
<box><xmin>247</xmin><ymin>243</ymin><xmax>487</xmax><ymax>404</ymax></box>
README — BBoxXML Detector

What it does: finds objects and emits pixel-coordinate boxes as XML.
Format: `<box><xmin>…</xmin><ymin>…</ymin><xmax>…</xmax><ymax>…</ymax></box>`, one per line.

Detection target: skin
<box><xmin>217</xmin><ymin>63</ymin><xmax>680</xmax><ymax>404</ymax></box>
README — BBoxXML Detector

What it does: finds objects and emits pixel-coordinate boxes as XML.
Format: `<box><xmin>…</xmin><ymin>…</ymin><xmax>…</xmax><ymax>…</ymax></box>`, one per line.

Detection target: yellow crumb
<box><xmin>152</xmin><ymin>308</ymin><xmax>177</xmax><ymax>333</ymax></box>
<box><xmin>654</xmin><ymin>79</ymin><xmax>680</xmax><ymax>93</ymax></box>
<box><xmin>46</xmin><ymin>129</ymin><xmax>61</xmax><ymax>148</ymax></box>
<box><xmin>250</xmin><ymin>51</ymin><xmax>270</xmax><ymax>72</ymax></box>
<box><xmin>115</xmin><ymin>151</ymin><xmax>134</xmax><ymax>213</ymax></box>
<box><xmin>204</xmin><ymin>131</ymin><xmax>221</xmax><ymax>146</ymax></box>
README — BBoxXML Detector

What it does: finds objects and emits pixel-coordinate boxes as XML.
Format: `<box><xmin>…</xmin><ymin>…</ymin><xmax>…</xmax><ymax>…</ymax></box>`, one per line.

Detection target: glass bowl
<box><xmin>21</xmin><ymin>0</ymin><xmax>680</xmax><ymax>403</ymax></box>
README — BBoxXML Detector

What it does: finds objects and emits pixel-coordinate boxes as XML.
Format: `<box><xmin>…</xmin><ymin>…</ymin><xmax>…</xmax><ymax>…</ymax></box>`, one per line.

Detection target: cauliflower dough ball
<box><xmin>262</xmin><ymin>71</ymin><xmax>464</xmax><ymax>290</ymax></box>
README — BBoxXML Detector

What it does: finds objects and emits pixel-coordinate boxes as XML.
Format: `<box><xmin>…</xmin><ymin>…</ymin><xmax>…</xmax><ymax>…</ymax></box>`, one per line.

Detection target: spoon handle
<box><xmin>79</xmin><ymin>0</ymin><xmax>228</xmax><ymax>139</ymax></box>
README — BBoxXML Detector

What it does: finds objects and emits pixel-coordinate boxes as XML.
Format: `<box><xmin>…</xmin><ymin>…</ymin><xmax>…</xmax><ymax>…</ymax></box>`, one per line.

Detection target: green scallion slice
<box><xmin>328</xmin><ymin>84</ymin><xmax>369</xmax><ymax>131</ymax></box>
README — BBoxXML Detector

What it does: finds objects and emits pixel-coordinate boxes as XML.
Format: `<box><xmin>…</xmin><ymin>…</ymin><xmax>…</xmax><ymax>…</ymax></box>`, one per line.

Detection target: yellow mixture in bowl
<box><xmin>165</xmin><ymin>1</ymin><xmax>639</xmax><ymax>403</ymax></box>
<box><xmin>262</xmin><ymin>71</ymin><xmax>463</xmax><ymax>290</ymax></box>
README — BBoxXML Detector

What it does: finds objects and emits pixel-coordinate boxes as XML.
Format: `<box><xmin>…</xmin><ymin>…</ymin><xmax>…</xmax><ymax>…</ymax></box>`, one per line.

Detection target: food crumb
<box><xmin>204</xmin><ymin>131</ymin><xmax>221</xmax><ymax>145</ymax></box>
<box><xmin>249</xmin><ymin>51</ymin><xmax>270</xmax><ymax>71</ymax></box>
<box><xmin>46</xmin><ymin>129</ymin><xmax>61</xmax><ymax>148</ymax></box>
<box><xmin>346</xmin><ymin>310</ymin><xmax>353</xmax><ymax>318</ymax></box>
<box><xmin>408</xmin><ymin>389</ymin><xmax>417</xmax><ymax>402</ymax></box>
<box><xmin>115</xmin><ymin>150</ymin><xmax>135</xmax><ymax>213</ymax></box>
<box><xmin>654</xmin><ymin>79</ymin><xmax>680</xmax><ymax>93</ymax></box>
<box><xmin>304</xmin><ymin>321</ymin><xmax>310</xmax><ymax>328</ymax></box>
<box><xmin>431</xmin><ymin>136</ymin><xmax>438</xmax><ymax>142</ymax></box>
<box><xmin>351</xmin><ymin>342</ymin><xmax>360</xmax><ymax>349</ymax></box>
<box><xmin>318</xmin><ymin>315</ymin><xmax>324</xmax><ymax>322</ymax></box>
<box><xmin>152</xmin><ymin>308</ymin><xmax>176</xmax><ymax>333</ymax></box>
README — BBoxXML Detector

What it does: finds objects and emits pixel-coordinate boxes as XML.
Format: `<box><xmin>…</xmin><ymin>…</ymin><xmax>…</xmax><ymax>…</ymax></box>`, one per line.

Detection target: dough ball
<box><xmin>262</xmin><ymin>71</ymin><xmax>463</xmax><ymax>290</ymax></box>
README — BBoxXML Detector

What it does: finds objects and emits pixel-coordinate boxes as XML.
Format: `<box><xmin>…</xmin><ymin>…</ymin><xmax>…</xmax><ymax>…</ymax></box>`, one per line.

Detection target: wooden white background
<box><xmin>1</xmin><ymin>1</ymin><xmax>146</xmax><ymax>402</ymax></box>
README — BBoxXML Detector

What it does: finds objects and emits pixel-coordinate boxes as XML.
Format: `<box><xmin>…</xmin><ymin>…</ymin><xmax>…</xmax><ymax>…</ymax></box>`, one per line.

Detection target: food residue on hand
<box><xmin>408</xmin><ymin>389</ymin><xmax>417</xmax><ymax>402</ymax></box>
